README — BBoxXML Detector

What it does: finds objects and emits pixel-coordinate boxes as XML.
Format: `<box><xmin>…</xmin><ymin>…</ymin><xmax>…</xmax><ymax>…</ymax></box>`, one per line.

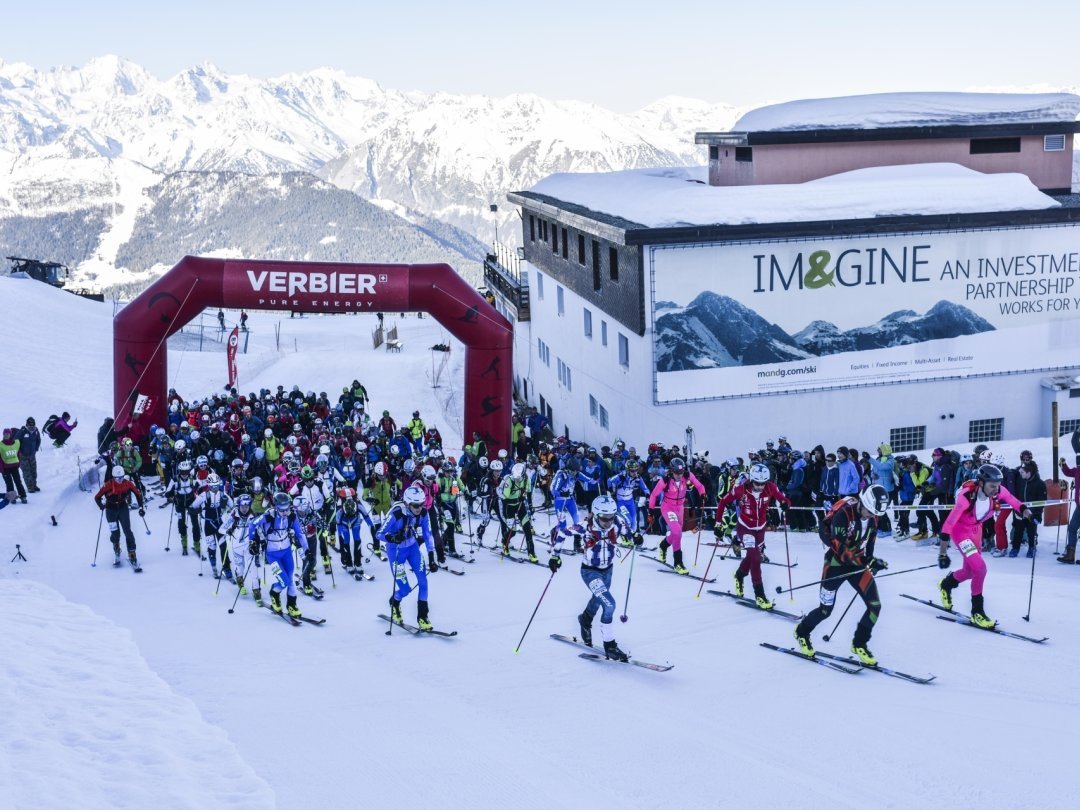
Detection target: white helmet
<box><xmin>390</xmin><ymin>445</ymin><xmax>401</xmax><ymax>457</ymax></box>
<box><xmin>174</xmin><ymin>439</ymin><xmax>186</xmax><ymax>452</ymax></box>
<box><xmin>264</xmin><ymin>428</ymin><xmax>273</xmax><ymax>438</ymax></box>
<box><xmin>287</xmin><ymin>435</ymin><xmax>298</xmax><ymax>447</ymax></box>
<box><xmin>592</xmin><ymin>495</ymin><xmax>618</xmax><ymax>520</ymax></box>
<box><xmin>498</xmin><ymin>449</ymin><xmax>508</xmax><ymax>460</ymax></box>
<box><xmin>979</xmin><ymin>449</ymin><xmax>994</xmax><ymax>462</ymax></box>
<box><xmin>403</xmin><ymin>459</ymin><xmax>416</xmax><ymax>474</ymax></box>
<box><xmin>190</xmin><ymin>430</ymin><xmax>201</xmax><ymax>441</ymax></box>
<box><xmin>155</xmin><ymin>427</ymin><xmax>166</xmax><ymax>437</ymax></box>
<box><xmin>749</xmin><ymin>463</ymin><xmax>771</xmax><ymax>484</ymax></box>
<box><xmin>319</xmin><ymin>444</ymin><xmax>331</xmax><ymax>456</ymax></box>
<box><xmin>860</xmin><ymin>484</ymin><xmax>890</xmax><ymax>517</ymax></box>
<box><xmin>509</xmin><ymin>462</ymin><xmax>526</xmax><ymax>480</ymax></box>
<box><xmin>490</xmin><ymin>460</ymin><xmax>504</xmax><ymax>473</ymax></box>
<box><xmin>112</xmin><ymin>465</ymin><xmax>126</xmax><ymax>480</ymax></box>
<box><xmin>421</xmin><ymin>464</ymin><xmax>437</xmax><ymax>481</ymax></box>
<box><xmin>355</xmin><ymin>441</ymin><xmax>367</xmax><ymax>452</ymax></box>
<box><xmin>403</xmin><ymin>485</ymin><xmax>426</xmax><ymax>507</ymax></box>
<box><xmin>282</xmin><ymin>450</ymin><xmax>294</xmax><ymax>462</ymax></box>
<box><xmin>196</xmin><ymin>455</ymin><xmax>209</xmax><ymax>468</ymax></box>
<box><xmin>207</xmin><ymin>473</ymin><xmax>223</xmax><ymax>491</ymax></box>
<box><xmin>478</xmin><ymin>456</ymin><xmax>489</xmax><ymax>469</ymax></box>
<box><xmin>373</xmin><ymin>461</ymin><xmax>388</xmax><ymax>478</ymax></box>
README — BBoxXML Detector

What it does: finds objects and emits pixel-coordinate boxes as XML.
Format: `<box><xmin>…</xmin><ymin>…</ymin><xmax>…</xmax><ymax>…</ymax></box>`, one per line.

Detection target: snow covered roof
<box><xmin>732</xmin><ymin>92</ymin><xmax>1080</xmax><ymax>132</ymax></box>
<box><xmin>524</xmin><ymin>163</ymin><xmax>1060</xmax><ymax>229</ymax></box>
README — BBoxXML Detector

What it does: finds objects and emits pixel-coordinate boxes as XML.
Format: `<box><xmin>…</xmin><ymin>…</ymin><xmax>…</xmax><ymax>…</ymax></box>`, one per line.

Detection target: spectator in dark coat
<box><xmin>16</xmin><ymin>417</ymin><xmax>41</xmax><ymax>492</ymax></box>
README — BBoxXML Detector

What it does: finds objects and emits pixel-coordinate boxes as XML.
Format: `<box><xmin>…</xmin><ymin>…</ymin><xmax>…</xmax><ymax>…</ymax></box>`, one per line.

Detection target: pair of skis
<box><xmin>759</xmin><ymin>643</ymin><xmax>936</xmax><ymax>683</ymax></box>
<box><xmin>550</xmin><ymin>634</ymin><xmax>673</xmax><ymax>672</ymax></box>
<box><xmin>377</xmin><ymin>614</ymin><xmax>458</xmax><ymax>637</ymax></box>
<box><xmin>899</xmin><ymin>594</ymin><xmax>1048</xmax><ymax>643</ymax></box>
<box><xmin>262</xmin><ymin>603</ymin><xmax>325</xmax><ymax>626</ymax></box>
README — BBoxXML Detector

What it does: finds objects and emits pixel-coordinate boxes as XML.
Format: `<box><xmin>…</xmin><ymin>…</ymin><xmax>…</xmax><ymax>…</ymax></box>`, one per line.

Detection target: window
<box><xmin>618</xmin><ymin>333</ymin><xmax>629</xmax><ymax>368</ymax></box>
<box><xmin>609</xmin><ymin>246</ymin><xmax>619</xmax><ymax>281</ymax></box>
<box><xmin>529</xmin><ymin>215</ymin><xmax>535</xmax><ymax>241</ymax></box>
<box><xmin>969</xmin><ymin>418</ymin><xmax>1004</xmax><ymax>443</ymax></box>
<box><xmin>541</xmin><ymin>219</ymin><xmax>548</xmax><ymax>240</ymax></box>
<box><xmin>601</xmin><ymin>320</ymin><xmax>608</xmax><ymax>347</ymax></box>
<box><xmin>592</xmin><ymin>240</ymin><xmax>601</xmax><ymax>291</ymax></box>
<box><xmin>556</xmin><ymin>285</ymin><xmax>565</xmax><ymax>316</ymax></box>
<box><xmin>556</xmin><ymin>358</ymin><xmax>572</xmax><ymax>391</ymax></box>
<box><xmin>536</xmin><ymin>338</ymin><xmax>550</xmax><ymax>367</ymax></box>
<box><xmin>561</xmin><ymin>228</ymin><xmax>568</xmax><ymax>259</ymax></box>
<box><xmin>735</xmin><ymin>146</ymin><xmax>753</xmax><ymax>162</ymax></box>
<box><xmin>583</xmin><ymin>307</ymin><xmax>593</xmax><ymax>338</ymax></box>
<box><xmin>970</xmin><ymin>137</ymin><xmax>1020</xmax><ymax>154</ymax></box>
<box><xmin>599</xmin><ymin>405</ymin><xmax>609</xmax><ymax>430</ymax></box>
<box><xmin>536</xmin><ymin>271</ymin><xmax>544</xmax><ymax>301</ymax></box>
<box><xmin>1059</xmin><ymin>418</ymin><xmax>1080</xmax><ymax>436</ymax></box>
<box><xmin>708</xmin><ymin>145</ymin><xmax>719</xmax><ymax>161</ymax></box>
<box><xmin>889</xmin><ymin>425</ymin><xmax>926</xmax><ymax>453</ymax></box>
<box><xmin>589</xmin><ymin>395</ymin><xmax>598</xmax><ymax>419</ymax></box>
<box><xmin>1044</xmin><ymin>134</ymin><xmax>1066</xmax><ymax>152</ymax></box>
<box><xmin>577</xmin><ymin>234</ymin><xmax>586</xmax><ymax>265</ymax></box>
<box><xmin>552</xmin><ymin>223</ymin><xmax>558</xmax><ymax>253</ymax></box>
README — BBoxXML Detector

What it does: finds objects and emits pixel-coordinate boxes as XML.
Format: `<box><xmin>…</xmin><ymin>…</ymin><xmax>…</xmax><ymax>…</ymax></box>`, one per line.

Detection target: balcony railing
<box><xmin>483</xmin><ymin>242</ymin><xmax>529</xmax><ymax>321</ymax></box>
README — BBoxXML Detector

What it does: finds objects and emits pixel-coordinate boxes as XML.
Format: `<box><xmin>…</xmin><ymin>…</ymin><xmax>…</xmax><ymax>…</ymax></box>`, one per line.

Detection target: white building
<box><xmin>489</xmin><ymin>93</ymin><xmax>1080</xmax><ymax>458</ymax></box>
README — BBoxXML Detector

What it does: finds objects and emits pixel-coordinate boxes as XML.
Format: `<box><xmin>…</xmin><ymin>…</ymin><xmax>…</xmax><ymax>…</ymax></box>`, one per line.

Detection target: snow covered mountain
<box><xmin>656</xmin><ymin>292</ymin><xmax>993</xmax><ymax>370</ymax></box>
<box><xmin>0</xmin><ymin>57</ymin><xmax>741</xmax><ymax>289</ymax></box>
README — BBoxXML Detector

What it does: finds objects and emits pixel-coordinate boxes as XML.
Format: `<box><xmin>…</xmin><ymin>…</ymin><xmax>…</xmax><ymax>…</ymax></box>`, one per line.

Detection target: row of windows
<box><xmin>556</xmin><ymin>358</ymin><xmax>572</xmax><ymax>391</ymax></box>
<box><xmin>588</xmin><ymin>395</ymin><xmax>610</xmax><ymax>430</ymax></box>
<box><xmin>536</xmin><ymin>338</ymin><xmax>550</xmax><ymax>367</ymax></box>
<box><xmin>1060</xmin><ymin>418</ymin><xmax>1080</xmax><ymax>437</ymax></box>
<box><xmin>528</xmin><ymin>214</ymin><xmax>619</xmax><ymax>287</ymax></box>
<box><xmin>888</xmin><ymin>418</ymin><xmax>1006</xmax><ymax>453</ymax></box>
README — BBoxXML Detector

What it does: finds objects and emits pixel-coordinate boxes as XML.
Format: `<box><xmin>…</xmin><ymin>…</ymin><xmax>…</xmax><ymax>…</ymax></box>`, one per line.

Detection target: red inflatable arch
<box><xmin>113</xmin><ymin>256</ymin><xmax>512</xmax><ymax>451</ymax></box>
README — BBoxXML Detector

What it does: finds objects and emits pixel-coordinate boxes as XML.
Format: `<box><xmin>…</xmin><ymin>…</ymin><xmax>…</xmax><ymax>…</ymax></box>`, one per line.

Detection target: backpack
<box><xmin>43</xmin><ymin>414</ymin><xmax>60</xmax><ymax>439</ymax></box>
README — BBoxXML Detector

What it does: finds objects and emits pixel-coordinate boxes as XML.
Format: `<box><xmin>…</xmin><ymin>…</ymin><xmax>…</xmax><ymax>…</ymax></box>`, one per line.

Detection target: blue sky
<box><xmin>3</xmin><ymin>0</ymin><xmax>1078</xmax><ymax>111</ymax></box>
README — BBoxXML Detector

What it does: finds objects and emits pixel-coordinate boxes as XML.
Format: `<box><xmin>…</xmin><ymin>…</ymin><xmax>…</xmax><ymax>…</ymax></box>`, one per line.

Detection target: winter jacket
<box><xmin>717</xmin><ymin>481</ymin><xmax>791</xmax><ymax>532</ymax></box>
<box><xmin>941</xmin><ymin>481</ymin><xmax>1025</xmax><ymax>541</ymax></box>
<box><xmin>785</xmin><ymin>458</ymin><xmax>807</xmax><ymax>497</ymax></box>
<box><xmin>837</xmin><ymin>458</ymin><xmax>860</xmax><ymax>496</ymax></box>
<box><xmin>16</xmin><ymin>426</ymin><xmax>41</xmax><ymax>458</ymax></box>
<box><xmin>1011</xmin><ymin>475</ymin><xmax>1047</xmax><ymax>523</ymax></box>
<box><xmin>0</xmin><ymin>438</ymin><xmax>21</xmax><ymax>470</ymax></box>
<box><xmin>868</xmin><ymin>455</ymin><xmax>897</xmax><ymax>493</ymax></box>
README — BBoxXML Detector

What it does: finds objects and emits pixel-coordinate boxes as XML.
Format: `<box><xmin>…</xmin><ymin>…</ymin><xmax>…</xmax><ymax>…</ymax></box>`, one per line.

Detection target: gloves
<box><xmin>248</xmin><ymin>541</ymin><xmax>260</xmax><ymax>556</ymax></box>
<box><xmin>166</xmin><ymin>493</ymin><xmax>174</xmax><ymax>502</ymax></box>
<box><xmin>869</xmin><ymin>557</ymin><xmax>888</xmax><ymax>573</ymax></box>
<box><xmin>138</xmin><ymin>507</ymin><xmax>145</xmax><ymax>517</ymax></box>
<box><xmin>428</xmin><ymin>552</ymin><xmax>439</xmax><ymax>572</ymax></box>
<box><xmin>548</xmin><ymin>555</ymin><xmax>562</xmax><ymax>573</ymax></box>
<box><xmin>98</xmin><ymin>502</ymin><xmax>106</xmax><ymax>511</ymax></box>
<box><xmin>633</xmin><ymin>531</ymin><xmax>644</xmax><ymax>547</ymax></box>
<box><xmin>938</xmin><ymin>552</ymin><xmax>951</xmax><ymax>570</ymax></box>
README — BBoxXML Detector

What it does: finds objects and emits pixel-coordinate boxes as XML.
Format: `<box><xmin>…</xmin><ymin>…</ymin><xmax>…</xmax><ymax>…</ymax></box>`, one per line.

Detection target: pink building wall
<box><xmin>708</xmin><ymin>135</ymin><xmax>1074</xmax><ymax>190</ymax></box>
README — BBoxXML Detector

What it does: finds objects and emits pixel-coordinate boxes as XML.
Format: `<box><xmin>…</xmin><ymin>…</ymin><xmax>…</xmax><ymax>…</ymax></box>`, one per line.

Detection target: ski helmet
<box><xmin>212</xmin><ymin>449</ymin><xmax>224</xmax><ymax>463</ymax></box>
<box><xmin>859</xmin><ymin>484</ymin><xmax>889</xmax><ymax>517</ymax></box>
<box><xmin>403</xmin><ymin>486</ymin><xmax>426</xmax><ymax>508</ymax></box>
<box><xmin>497</xmin><ymin>449</ymin><xmax>508</xmax><ymax>461</ymax></box>
<box><xmin>301</xmin><ymin>465</ymin><xmax>315</xmax><ymax>480</ymax></box>
<box><xmin>251</xmin><ymin>477</ymin><xmax>263</xmax><ymax>492</ymax></box>
<box><xmin>421</xmin><ymin>464</ymin><xmax>437</xmax><ymax>482</ymax></box>
<box><xmin>241</xmin><ymin>433</ymin><xmax>251</xmax><ymax>444</ymax></box>
<box><xmin>390</xmin><ymin>445</ymin><xmax>401</xmax><ymax>457</ymax></box>
<box><xmin>490</xmin><ymin>460</ymin><xmax>504</xmax><ymax>473</ymax></box>
<box><xmin>207</xmin><ymin>474</ymin><xmax>223</xmax><ymax>491</ymax></box>
<box><xmin>441</xmin><ymin>460</ymin><xmax>455</xmax><ymax>475</ymax></box>
<box><xmin>625</xmin><ymin>458</ymin><xmax>642</xmax><ymax>474</ymax></box>
<box><xmin>564</xmin><ymin>456</ymin><xmax>580</xmax><ymax>473</ymax></box>
<box><xmin>977</xmin><ymin>464</ymin><xmax>1003</xmax><ymax>483</ymax></box>
<box><xmin>174</xmin><ymin>439</ymin><xmax>187</xmax><ymax>452</ymax></box>
<box><xmin>190</xmin><ymin>430</ymin><xmax>201</xmax><ymax>441</ymax></box>
<box><xmin>509</xmin><ymin>462</ymin><xmax>526</xmax><ymax>481</ymax></box>
<box><xmin>230</xmin><ymin>458</ymin><xmax>244</xmax><ymax>469</ymax></box>
<box><xmin>478</xmin><ymin>456</ymin><xmax>489</xmax><ymax>469</ymax></box>
<box><xmin>177</xmin><ymin>460</ymin><xmax>193</xmax><ymax>474</ymax></box>
<box><xmin>592</xmin><ymin>495</ymin><xmax>618</xmax><ymax>522</ymax></box>
<box><xmin>403</xmin><ymin>459</ymin><xmax>416</xmax><ymax>474</ymax></box>
<box><xmin>196</xmin><ymin>455</ymin><xmax>209</xmax><ymax>469</ymax></box>
<box><xmin>287</xmin><ymin>435</ymin><xmax>298</xmax><ymax>447</ymax></box>
<box><xmin>355</xmin><ymin>441</ymin><xmax>367</xmax><ymax>452</ymax></box>
<box><xmin>112</xmin><ymin>466</ymin><xmax>126</xmax><ymax>480</ymax></box>
<box><xmin>155</xmin><ymin>427</ymin><xmax>166</xmax><ymax>437</ymax></box>
<box><xmin>978</xmin><ymin>449</ymin><xmax>994</xmax><ymax>463</ymax></box>
<box><xmin>236</xmin><ymin>494</ymin><xmax>253</xmax><ymax>511</ymax></box>
<box><xmin>669</xmin><ymin>457</ymin><xmax>687</xmax><ymax>474</ymax></box>
<box><xmin>337</xmin><ymin>487</ymin><xmax>357</xmax><ymax>501</ymax></box>
<box><xmin>319</xmin><ymin>444</ymin><xmax>330</xmax><ymax>456</ymax></box>
<box><xmin>749</xmin><ymin>463</ymin><xmax>771</xmax><ymax>484</ymax></box>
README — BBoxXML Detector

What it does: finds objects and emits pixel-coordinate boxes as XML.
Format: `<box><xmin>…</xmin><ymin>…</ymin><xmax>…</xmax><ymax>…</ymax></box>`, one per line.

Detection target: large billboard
<box><xmin>650</xmin><ymin>224</ymin><xmax>1080</xmax><ymax>403</ymax></box>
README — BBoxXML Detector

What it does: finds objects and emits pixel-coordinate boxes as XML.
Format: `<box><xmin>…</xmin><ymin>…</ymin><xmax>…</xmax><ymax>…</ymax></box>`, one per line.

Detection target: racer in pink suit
<box><xmin>648</xmin><ymin>457</ymin><xmax>705</xmax><ymax>574</ymax></box>
<box><xmin>938</xmin><ymin>464</ymin><xmax>1031</xmax><ymax>628</ymax></box>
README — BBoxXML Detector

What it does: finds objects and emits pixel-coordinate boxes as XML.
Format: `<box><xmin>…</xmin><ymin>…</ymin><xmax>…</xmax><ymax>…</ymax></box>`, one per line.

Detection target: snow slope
<box><xmin>2</xmin><ymin>278</ymin><xmax>1077</xmax><ymax>808</ymax></box>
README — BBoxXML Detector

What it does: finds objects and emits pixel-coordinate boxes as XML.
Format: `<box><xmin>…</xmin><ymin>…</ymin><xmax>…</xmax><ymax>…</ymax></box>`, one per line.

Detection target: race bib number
<box><xmin>667</xmin><ymin>511</ymin><xmax>679</xmax><ymax>523</ymax></box>
<box><xmin>819</xmin><ymin>586</ymin><xmax>837</xmax><ymax>606</ymax></box>
<box><xmin>959</xmin><ymin>539</ymin><xmax>979</xmax><ymax>557</ymax></box>
<box><xmin>741</xmin><ymin>534</ymin><xmax>756</xmax><ymax>549</ymax></box>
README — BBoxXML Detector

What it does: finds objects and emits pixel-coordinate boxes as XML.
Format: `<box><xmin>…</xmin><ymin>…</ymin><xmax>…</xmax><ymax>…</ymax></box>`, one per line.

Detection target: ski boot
<box><xmin>1058</xmin><ymin>546</ymin><xmax>1076</xmax><ymax>564</ymax></box>
<box><xmin>270</xmin><ymin>590</ymin><xmax>283</xmax><ymax>614</ymax></box>
<box><xmin>657</xmin><ymin>539</ymin><xmax>669</xmax><ymax>565</ymax></box>
<box><xmin>180</xmin><ymin>534</ymin><xmax>189</xmax><ymax>556</ymax></box>
<box><xmin>302</xmin><ymin>582</ymin><xmax>316</xmax><ymax>597</ymax></box>
<box><xmin>754</xmin><ymin>591</ymin><xmax>775</xmax><ymax>611</ymax></box>
<box><xmin>578</xmin><ymin>612</ymin><xmax>594</xmax><ymax>647</ymax></box>
<box><xmin>223</xmin><ymin>567</ymin><xmax>234</xmax><ymax>583</ymax></box>
<box><xmin>286</xmin><ymin>594</ymin><xmax>302</xmax><ymax>620</ymax></box>
<box><xmin>527</xmin><ymin>553</ymin><xmax>539</xmax><ymax>564</ymax></box>
<box><xmin>237</xmin><ymin>582</ymin><xmax>247</xmax><ymax>596</ymax></box>
<box><xmin>938</xmin><ymin>574</ymin><xmax>957</xmax><ymax>610</ymax></box>
<box><xmin>128</xmin><ymin>553</ymin><xmax>140</xmax><ymax>570</ymax></box>
<box><xmin>322</xmin><ymin>555</ymin><xmax>332</xmax><ymax>574</ymax></box>
<box><xmin>793</xmin><ymin>626</ymin><xmax>815</xmax><ymax>658</ymax></box>
<box><xmin>253</xmin><ymin>588</ymin><xmax>263</xmax><ymax>606</ymax></box>
<box><xmin>673</xmin><ymin>550</ymin><xmax>689</xmax><ymax>575</ymax></box>
<box><xmin>389</xmin><ymin>597</ymin><xmax>403</xmax><ymax>625</ymax></box>
<box><xmin>1026</xmin><ymin>545</ymin><xmax>1036</xmax><ymax>559</ymax></box>
<box><xmin>113</xmin><ymin>544</ymin><xmax>122</xmax><ymax>566</ymax></box>
<box><xmin>501</xmin><ymin>542</ymin><xmax>511</xmax><ymax>556</ymax></box>
<box><xmin>970</xmin><ymin>594</ymin><xmax>996</xmax><ymax>629</ymax></box>
<box><xmin>417</xmin><ymin>599</ymin><xmax>432</xmax><ymax>631</ymax></box>
<box><xmin>733</xmin><ymin>571</ymin><xmax>745</xmax><ymax>598</ymax></box>
<box><xmin>372</xmin><ymin>543</ymin><xmax>387</xmax><ymax>562</ymax></box>
<box><xmin>603</xmin><ymin>640</ymin><xmax>629</xmax><ymax>662</ymax></box>
<box><xmin>851</xmin><ymin>642</ymin><xmax>877</xmax><ymax>666</ymax></box>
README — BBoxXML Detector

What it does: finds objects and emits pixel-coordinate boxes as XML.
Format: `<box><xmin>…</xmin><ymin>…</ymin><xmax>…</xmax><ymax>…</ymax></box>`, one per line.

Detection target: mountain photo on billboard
<box><xmin>655</xmin><ymin>293</ymin><xmax>994</xmax><ymax>370</ymax></box>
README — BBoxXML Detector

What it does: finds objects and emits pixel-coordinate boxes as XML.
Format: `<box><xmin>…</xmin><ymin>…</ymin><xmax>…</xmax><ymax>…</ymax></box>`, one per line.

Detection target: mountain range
<box><xmin>654</xmin><ymin>292</ymin><xmax>994</xmax><ymax>371</ymax></box>
<box><xmin>0</xmin><ymin>57</ymin><xmax>742</xmax><ymax>291</ymax></box>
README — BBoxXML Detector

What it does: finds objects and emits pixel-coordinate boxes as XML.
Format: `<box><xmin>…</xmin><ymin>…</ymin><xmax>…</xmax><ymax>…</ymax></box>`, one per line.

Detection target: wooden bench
<box><xmin>386</xmin><ymin>339</ymin><xmax>403</xmax><ymax>353</ymax></box>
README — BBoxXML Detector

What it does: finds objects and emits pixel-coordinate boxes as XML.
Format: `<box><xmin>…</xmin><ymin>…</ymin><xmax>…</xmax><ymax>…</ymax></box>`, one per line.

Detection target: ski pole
<box><xmin>514</xmin><ymin>568</ymin><xmax>557</xmax><ymax>653</ymax></box>
<box><xmin>215</xmin><ymin>536</ymin><xmax>231</xmax><ymax>596</ymax></box>
<box><xmin>822</xmin><ymin>590</ymin><xmax>860</xmax><ymax>642</ymax></box>
<box><xmin>139</xmin><ymin>506</ymin><xmax>152</xmax><ymax>537</ymax></box>
<box><xmin>782</xmin><ymin>516</ymin><xmax>794</xmax><ymax>602</ymax></box>
<box><xmin>1023</xmin><ymin>533</ymin><xmax>1038</xmax><ymax>622</ymax></box>
<box><xmin>621</xmin><ymin>544</ymin><xmax>638</xmax><ymax>621</ymax></box>
<box><xmin>164</xmin><ymin>500</ymin><xmax>175</xmax><ymax>551</ymax></box>
<box><xmin>693</xmin><ymin>508</ymin><xmax>702</xmax><ymax>567</ymax></box>
<box><xmin>777</xmin><ymin>562</ymin><xmax>937</xmax><ymax>595</ymax></box>
<box><xmin>325</xmin><ymin>532</ymin><xmax>337</xmax><ymax>589</ymax></box>
<box><xmin>227</xmin><ymin>546</ymin><xmax>257</xmax><ymax>614</ymax></box>
<box><xmin>696</xmin><ymin>535</ymin><xmax>720</xmax><ymax>599</ymax></box>
<box><xmin>92</xmin><ymin>506</ymin><xmax>104</xmax><ymax>567</ymax></box>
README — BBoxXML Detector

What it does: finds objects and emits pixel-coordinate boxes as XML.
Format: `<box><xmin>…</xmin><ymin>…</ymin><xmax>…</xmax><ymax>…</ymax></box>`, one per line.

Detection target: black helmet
<box><xmin>977</xmin><ymin>464</ymin><xmax>1003</xmax><ymax>483</ymax></box>
<box><xmin>669</xmin><ymin>457</ymin><xmax>687</xmax><ymax>473</ymax></box>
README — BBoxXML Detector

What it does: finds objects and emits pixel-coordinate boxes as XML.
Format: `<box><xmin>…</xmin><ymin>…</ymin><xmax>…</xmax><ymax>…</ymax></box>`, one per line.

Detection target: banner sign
<box><xmin>650</xmin><ymin>224</ymin><xmax>1080</xmax><ymax>403</ymax></box>
<box><xmin>132</xmin><ymin>393</ymin><xmax>151</xmax><ymax>417</ymax></box>
<box><xmin>227</xmin><ymin>326</ymin><xmax>239</xmax><ymax>389</ymax></box>
<box><xmin>221</xmin><ymin>260</ymin><xmax>410</xmax><ymax>312</ymax></box>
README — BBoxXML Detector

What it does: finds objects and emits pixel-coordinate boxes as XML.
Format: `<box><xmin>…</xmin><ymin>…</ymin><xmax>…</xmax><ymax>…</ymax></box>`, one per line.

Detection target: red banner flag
<box><xmin>227</xmin><ymin>326</ymin><xmax>239</xmax><ymax>389</ymax></box>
